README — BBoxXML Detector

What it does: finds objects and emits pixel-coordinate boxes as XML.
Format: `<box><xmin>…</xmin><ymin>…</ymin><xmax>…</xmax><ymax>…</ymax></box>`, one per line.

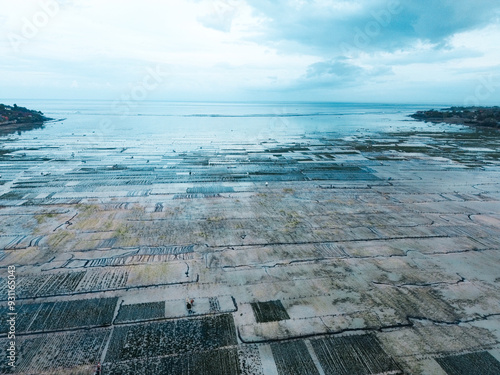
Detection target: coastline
<box><xmin>410</xmin><ymin>106</ymin><xmax>500</xmax><ymax>130</ymax></box>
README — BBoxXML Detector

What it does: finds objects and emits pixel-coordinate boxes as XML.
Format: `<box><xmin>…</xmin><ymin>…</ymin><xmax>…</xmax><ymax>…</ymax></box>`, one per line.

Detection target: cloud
<box><xmin>374</xmin><ymin>44</ymin><xmax>484</xmax><ymax>66</ymax></box>
<box><xmin>197</xmin><ymin>0</ymin><xmax>239</xmax><ymax>32</ymax></box>
<box><xmin>248</xmin><ymin>0</ymin><xmax>500</xmax><ymax>55</ymax></box>
<box><xmin>406</xmin><ymin>1</ymin><xmax>500</xmax><ymax>41</ymax></box>
<box><xmin>294</xmin><ymin>57</ymin><xmax>392</xmax><ymax>90</ymax></box>
<box><xmin>306</xmin><ymin>58</ymin><xmax>363</xmax><ymax>80</ymax></box>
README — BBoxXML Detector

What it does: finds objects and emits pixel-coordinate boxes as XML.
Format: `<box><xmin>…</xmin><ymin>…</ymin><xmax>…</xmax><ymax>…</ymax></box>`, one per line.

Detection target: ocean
<box><xmin>1</xmin><ymin>100</ymin><xmax>449</xmax><ymax>149</ymax></box>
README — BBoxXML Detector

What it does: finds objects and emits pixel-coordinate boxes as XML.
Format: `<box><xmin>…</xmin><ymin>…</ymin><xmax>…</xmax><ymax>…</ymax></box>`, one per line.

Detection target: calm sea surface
<box><xmin>0</xmin><ymin>101</ymin><xmax>457</xmax><ymax>155</ymax></box>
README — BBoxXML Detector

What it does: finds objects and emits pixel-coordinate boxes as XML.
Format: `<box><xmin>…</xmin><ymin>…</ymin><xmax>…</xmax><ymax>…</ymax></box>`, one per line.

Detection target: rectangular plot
<box><xmin>98</xmin><ymin>237</ymin><xmax>117</xmax><ymax>248</ymax></box>
<box><xmin>85</xmin><ymin>257</ymin><xmax>127</xmax><ymax>267</ymax></box>
<box><xmin>436</xmin><ymin>351</ymin><xmax>500</xmax><ymax>375</ymax></box>
<box><xmin>126</xmin><ymin>189</ymin><xmax>151</xmax><ymax>196</ymax></box>
<box><xmin>372</xmin><ymin>285</ymin><xmax>459</xmax><ymax>323</ymax></box>
<box><xmin>105</xmin><ymin>347</ymin><xmax>241</xmax><ymax>375</ymax></box>
<box><xmin>105</xmin><ymin>314</ymin><xmax>238</xmax><ymax>362</ymax></box>
<box><xmin>311</xmin><ymin>334</ymin><xmax>402</xmax><ymax>375</ymax></box>
<box><xmin>249</xmin><ymin>173</ymin><xmax>304</xmax><ymax>182</ymax></box>
<box><xmin>37</xmin><ymin>272</ymin><xmax>85</xmax><ymax>295</ymax></box>
<box><xmin>251</xmin><ymin>300</ymin><xmax>290</xmax><ymax>323</ymax></box>
<box><xmin>303</xmin><ymin>171</ymin><xmax>379</xmax><ymax>181</ymax></box>
<box><xmin>115</xmin><ymin>301</ymin><xmax>165</xmax><ymax>323</ymax></box>
<box><xmin>0</xmin><ymin>328</ymin><xmax>110</xmax><ymax>374</ymax></box>
<box><xmin>75</xmin><ymin>268</ymin><xmax>129</xmax><ymax>292</ymax></box>
<box><xmin>0</xmin><ymin>190</ymin><xmax>27</xmax><ymax>200</ymax></box>
<box><xmin>164</xmin><ymin>296</ymin><xmax>236</xmax><ymax>319</ymax></box>
<box><xmin>22</xmin><ymin>198</ymin><xmax>82</xmax><ymax>205</ymax></box>
<box><xmin>0</xmin><ymin>271</ymin><xmax>86</xmax><ymax>300</ymax></box>
<box><xmin>138</xmin><ymin>245</ymin><xmax>195</xmax><ymax>255</ymax></box>
<box><xmin>173</xmin><ymin>193</ymin><xmax>221</xmax><ymax>199</ymax></box>
<box><xmin>314</xmin><ymin>243</ymin><xmax>348</xmax><ymax>258</ymax></box>
<box><xmin>186</xmin><ymin>185</ymin><xmax>234</xmax><ymax>194</ymax></box>
<box><xmin>36</xmin><ymin>271</ymin><xmax>87</xmax><ymax>296</ymax></box>
<box><xmin>271</xmin><ymin>340</ymin><xmax>320</xmax><ymax>375</ymax></box>
<box><xmin>84</xmin><ymin>254</ymin><xmax>192</xmax><ymax>267</ymax></box>
<box><xmin>0</xmin><ymin>297</ymin><xmax>117</xmax><ymax>334</ymax></box>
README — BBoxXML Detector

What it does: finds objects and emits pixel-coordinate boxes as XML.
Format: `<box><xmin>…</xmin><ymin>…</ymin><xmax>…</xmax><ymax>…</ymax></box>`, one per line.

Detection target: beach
<box><xmin>1</xmin><ymin>101</ymin><xmax>500</xmax><ymax>374</ymax></box>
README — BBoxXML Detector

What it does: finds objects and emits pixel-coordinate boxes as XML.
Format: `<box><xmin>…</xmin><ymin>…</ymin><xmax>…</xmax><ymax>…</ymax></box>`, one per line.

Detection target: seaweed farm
<box><xmin>1</xmin><ymin>101</ymin><xmax>500</xmax><ymax>374</ymax></box>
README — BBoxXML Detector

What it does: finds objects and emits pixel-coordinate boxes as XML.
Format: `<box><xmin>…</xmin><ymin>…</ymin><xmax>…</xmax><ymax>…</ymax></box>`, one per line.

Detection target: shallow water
<box><xmin>1</xmin><ymin>100</ymin><xmax>448</xmax><ymax>147</ymax></box>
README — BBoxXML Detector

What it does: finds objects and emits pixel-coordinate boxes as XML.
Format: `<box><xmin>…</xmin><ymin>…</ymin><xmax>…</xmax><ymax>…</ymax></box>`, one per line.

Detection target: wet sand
<box><xmin>1</xmin><ymin>123</ymin><xmax>500</xmax><ymax>374</ymax></box>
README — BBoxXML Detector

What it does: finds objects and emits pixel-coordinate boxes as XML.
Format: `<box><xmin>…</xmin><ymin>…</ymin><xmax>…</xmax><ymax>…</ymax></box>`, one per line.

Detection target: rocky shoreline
<box><xmin>411</xmin><ymin>106</ymin><xmax>500</xmax><ymax>129</ymax></box>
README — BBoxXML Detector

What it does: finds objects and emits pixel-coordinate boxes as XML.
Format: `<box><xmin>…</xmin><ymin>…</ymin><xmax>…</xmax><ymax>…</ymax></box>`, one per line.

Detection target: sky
<box><xmin>1</xmin><ymin>0</ymin><xmax>500</xmax><ymax>104</ymax></box>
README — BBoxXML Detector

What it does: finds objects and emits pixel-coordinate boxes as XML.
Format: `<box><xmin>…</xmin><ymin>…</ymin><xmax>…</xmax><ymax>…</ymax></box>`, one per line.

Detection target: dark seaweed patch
<box><xmin>186</xmin><ymin>185</ymin><xmax>235</xmax><ymax>194</ymax></box>
<box><xmin>115</xmin><ymin>301</ymin><xmax>165</xmax><ymax>324</ymax></box>
<box><xmin>105</xmin><ymin>314</ymin><xmax>238</xmax><ymax>362</ymax></box>
<box><xmin>248</xmin><ymin>173</ymin><xmax>305</xmax><ymax>182</ymax></box>
<box><xmin>0</xmin><ymin>329</ymin><xmax>110</xmax><ymax>373</ymax></box>
<box><xmin>311</xmin><ymin>334</ymin><xmax>403</xmax><ymax>375</ymax></box>
<box><xmin>84</xmin><ymin>246</ymin><xmax>195</xmax><ymax>267</ymax></box>
<box><xmin>302</xmin><ymin>171</ymin><xmax>379</xmax><ymax>181</ymax></box>
<box><xmin>0</xmin><ymin>190</ymin><xmax>26</xmax><ymax>200</ymax></box>
<box><xmin>0</xmin><ymin>297</ymin><xmax>117</xmax><ymax>334</ymax></box>
<box><xmin>251</xmin><ymin>300</ymin><xmax>290</xmax><ymax>323</ymax></box>
<box><xmin>0</xmin><ymin>271</ymin><xmax>86</xmax><ymax>300</ymax></box>
<box><xmin>271</xmin><ymin>340</ymin><xmax>320</xmax><ymax>375</ymax></box>
<box><xmin>0</xmin><ymin>269</ymin><xmax>128</xmax><ymax>300</ymax></box>
<box><xmin>209</xmin><ymin>297</ymin><xmax>221</xmax><ymax>313</ymax></box>
<box><xmin>173</xmin><ymin>193</ymin><xmax>222</xmax><ymax>199</ymax></box>
<box><xmin>75</xmin><ymin>268</ymin><xmax>129</xmax><ymax>292</ymax></box>
<box><xmin>85</xmin><ymin>252</ymin><xmax>194</xmax><ymax>267</ymax></box>
<box><xmin>436</xmin><ymin>351</ymin><xmax>500</xmax><ymax>375</ymax></box>
<box><xmin>104</xmin><ymin>347</ymin><xmax>241</xmax><ymax>375</ymax></box>
<box><xmin>138</xmin><ymin>245</ymin><xmax>194</xmax><ymax>255</ymax></box>
<box><xmin>266</xmin><ymin>146</ymin><xmax>310</xmax><ymax>153</ymax></box>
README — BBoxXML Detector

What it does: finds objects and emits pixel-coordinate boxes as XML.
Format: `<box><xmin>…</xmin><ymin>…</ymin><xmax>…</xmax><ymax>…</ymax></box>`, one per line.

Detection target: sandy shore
<box><xmin>0</xmin><ymin>125</ymin><xmax>500</xmax><ymax>374</ymax></box>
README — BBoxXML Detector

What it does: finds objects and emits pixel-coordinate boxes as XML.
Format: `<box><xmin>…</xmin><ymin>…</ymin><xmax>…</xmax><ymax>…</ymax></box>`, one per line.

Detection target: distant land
<box><xmin>411</xmin><ymin>106</ymin><xmax>500</xmax><ymax>129</ymax></box>
<box><xmin>0</xmin><ymin>103</ymin><xmax>52</xmax><ymax>125</ymax></box>
<box><xmin>0</xmin><ymin>103</ymin><xmax>53</xmax><ymax>135</ymax></box>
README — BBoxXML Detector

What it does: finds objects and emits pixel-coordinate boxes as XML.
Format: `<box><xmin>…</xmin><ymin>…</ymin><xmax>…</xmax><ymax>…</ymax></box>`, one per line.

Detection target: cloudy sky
<box><xmin>1</xmin><ymin>0</ymin><xmax>499</xmax><ymax>104</ymax></box>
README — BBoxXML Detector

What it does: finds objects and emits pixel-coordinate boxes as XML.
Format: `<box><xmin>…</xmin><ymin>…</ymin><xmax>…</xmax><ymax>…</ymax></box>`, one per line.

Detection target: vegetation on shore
<box><xmin>411</xmin><ymin>106</ymin><xmax>500</xmax><ymax>129</ymax></box>
<box><xmin>0</xmin><ymin>103</ymin><xmax>52</xmax><ymax>126</ymax></box>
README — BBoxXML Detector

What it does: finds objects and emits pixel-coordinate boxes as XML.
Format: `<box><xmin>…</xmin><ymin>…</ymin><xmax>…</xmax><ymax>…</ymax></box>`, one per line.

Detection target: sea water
<box><xmin>0</xmin><ymin>100</ymin><xmax>448</xmax><ymax>152</ymax></box>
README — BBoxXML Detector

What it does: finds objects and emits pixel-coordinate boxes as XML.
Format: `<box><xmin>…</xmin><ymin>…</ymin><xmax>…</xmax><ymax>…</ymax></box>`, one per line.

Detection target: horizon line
<box><xmin>1</xmin><ymin>98</ymin><xmax>488</xmax><ymax>107</ymax></box>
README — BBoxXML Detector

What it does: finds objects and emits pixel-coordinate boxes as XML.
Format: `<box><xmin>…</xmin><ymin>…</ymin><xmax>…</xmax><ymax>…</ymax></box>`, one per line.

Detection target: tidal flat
<box><xmin>0</xmin><ymin>102</ymin><xmax>500</xmax><ymax>374</ymax></box>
